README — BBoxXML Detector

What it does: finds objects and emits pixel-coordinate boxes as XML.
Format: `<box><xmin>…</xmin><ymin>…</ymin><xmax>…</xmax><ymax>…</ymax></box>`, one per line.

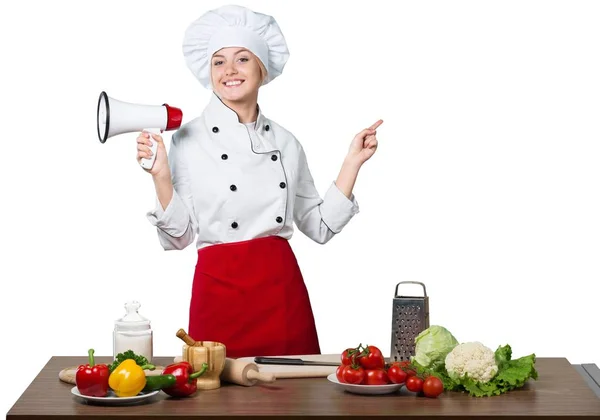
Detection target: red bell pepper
<box><xmin>75</xmin><ymin>349</ymin><xmax>110</xmax><ymax>397</ymax></box>
<box><xmin>161</xmin><ymin>361</ymin><xmax>208</xmax><ymax>397</ymax></box>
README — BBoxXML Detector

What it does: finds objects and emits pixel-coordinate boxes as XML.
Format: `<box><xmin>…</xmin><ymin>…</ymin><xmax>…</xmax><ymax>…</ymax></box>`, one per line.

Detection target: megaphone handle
<box><xmin>140</xmin><ymin>128</ymin><xmax>160</xmax><ymax>170</ymax></box>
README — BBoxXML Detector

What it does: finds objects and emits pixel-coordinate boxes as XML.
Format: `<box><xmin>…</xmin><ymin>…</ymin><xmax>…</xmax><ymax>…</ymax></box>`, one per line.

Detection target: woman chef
<box><xmin>138</xmin><ymin>5</ymin><xmax>382</xmax><ymax>358</ymax></box>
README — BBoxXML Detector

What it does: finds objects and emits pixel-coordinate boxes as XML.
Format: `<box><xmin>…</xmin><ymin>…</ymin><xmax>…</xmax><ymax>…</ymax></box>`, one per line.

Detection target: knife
<box><xmin>254</xmin><ymin>357</ymin><xmax>340</xmax><ymax>366</ymax></box>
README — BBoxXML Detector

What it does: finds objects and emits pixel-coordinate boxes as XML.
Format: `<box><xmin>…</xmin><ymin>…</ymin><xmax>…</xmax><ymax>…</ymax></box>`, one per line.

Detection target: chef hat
<box><xmin>182</xmin><ymin>5</ymin><xmax>290</xmax><ymax>90</ymax></box>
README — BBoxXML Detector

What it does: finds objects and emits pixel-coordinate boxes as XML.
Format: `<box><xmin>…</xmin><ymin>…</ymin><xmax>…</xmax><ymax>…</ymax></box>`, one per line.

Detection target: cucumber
<box><xmin>143</xmin><ymin>374</ymin><xmax>177</xmax><ymax>392</ymax></box>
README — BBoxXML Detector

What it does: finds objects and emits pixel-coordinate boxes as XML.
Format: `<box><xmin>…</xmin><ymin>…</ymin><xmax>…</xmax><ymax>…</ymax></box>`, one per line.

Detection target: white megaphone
<box><xmin>97</xmin><ymin>91</ymin><xmax>183</xmax><ymax>170</ymax></box>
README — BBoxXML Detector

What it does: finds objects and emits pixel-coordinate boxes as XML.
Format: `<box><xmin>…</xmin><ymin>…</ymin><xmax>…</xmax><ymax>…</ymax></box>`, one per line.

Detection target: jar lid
<box><xmin>114</xmin><ymin>301</ymin><xmax>151</xmax><ymax>331</ymax></box>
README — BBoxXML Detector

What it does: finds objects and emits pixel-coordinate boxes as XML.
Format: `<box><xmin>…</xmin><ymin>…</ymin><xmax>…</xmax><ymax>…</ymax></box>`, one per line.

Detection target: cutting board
<box><xmin>236</xmin><ymin>354</ymin><xmax>340</xmax><ymax>379</ymax></box>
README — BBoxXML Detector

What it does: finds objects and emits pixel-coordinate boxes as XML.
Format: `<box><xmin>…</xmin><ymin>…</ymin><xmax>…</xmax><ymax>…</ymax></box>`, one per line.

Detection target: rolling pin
<box><xmin>221</xmin><ymin>357</ymin><xmax>276</xmax><ymax>387</ymax></box>
<box><xmin>176</xmin><ymin>329</ymin><xmax>275</xmax><ymax>386</ymax></box>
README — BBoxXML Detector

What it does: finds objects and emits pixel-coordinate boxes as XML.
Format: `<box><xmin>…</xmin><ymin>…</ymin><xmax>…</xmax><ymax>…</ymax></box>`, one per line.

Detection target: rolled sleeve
<box><xmin>293</xmin><ymin>144</ymin><xmax>360</xmax><ymax>244</ymax></box>
<box><xmin>145</xmin><ymin>189</ymin><xmax>192</xmax><ymax>238</ymax></box>
<box><xmin>145</xmin><ymin>131</ymin><xmax>197</xmax><ymax>250</ymax></box>
<box><xmin>319</xmin><ymin>181</ymin><xmax>360</xmax><ymax>234</ymax></box>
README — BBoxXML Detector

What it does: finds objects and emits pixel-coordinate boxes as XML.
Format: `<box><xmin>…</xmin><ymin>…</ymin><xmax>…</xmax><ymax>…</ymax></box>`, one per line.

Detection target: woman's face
<box><xmin>211</xmin><ymin>47</ymin><xmax>265</xmax><ymax>103</ymax></box>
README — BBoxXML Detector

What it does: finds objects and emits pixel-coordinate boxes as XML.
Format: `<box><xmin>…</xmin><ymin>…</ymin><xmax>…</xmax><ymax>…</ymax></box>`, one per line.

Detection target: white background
<box><xmin>1</xmin><ymin>0</ymin><xmax>599</xmax><ymax>411</ymax></box>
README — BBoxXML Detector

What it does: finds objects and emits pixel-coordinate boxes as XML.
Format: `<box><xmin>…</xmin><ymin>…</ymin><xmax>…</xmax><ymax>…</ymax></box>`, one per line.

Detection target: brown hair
<box><xmin>256</xmin><ymin>55</ymin><xmax>268</xmax><ymax>83</ymax></box>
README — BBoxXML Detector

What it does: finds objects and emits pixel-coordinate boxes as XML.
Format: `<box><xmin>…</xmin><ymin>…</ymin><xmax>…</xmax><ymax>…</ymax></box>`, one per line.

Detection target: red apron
<box><xmin>188</xmin><ymin>236</ymin><xmax>321</xmax><ymax>358</ymax></box>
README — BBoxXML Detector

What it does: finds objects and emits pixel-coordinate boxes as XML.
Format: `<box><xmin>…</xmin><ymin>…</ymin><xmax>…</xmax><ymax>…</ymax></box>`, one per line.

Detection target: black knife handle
<box><xmin>254</xmin><ymin>357</ymin><xmax>304</xmax><ymax>365</ymax></box>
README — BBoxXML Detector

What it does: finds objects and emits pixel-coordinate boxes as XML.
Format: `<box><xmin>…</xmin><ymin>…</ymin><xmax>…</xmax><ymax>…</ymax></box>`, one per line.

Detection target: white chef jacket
<box><xmin>146</xmin><ymin>93</ymin><xmax>360</xmax><ymax>251</ymax></box>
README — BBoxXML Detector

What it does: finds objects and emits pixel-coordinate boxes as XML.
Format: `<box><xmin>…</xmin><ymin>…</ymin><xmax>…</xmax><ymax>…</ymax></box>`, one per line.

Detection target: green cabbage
<box><xmin>412</xmin><ymin>325</ymin><xmax>459</xmax><ymax>370</ymax></box>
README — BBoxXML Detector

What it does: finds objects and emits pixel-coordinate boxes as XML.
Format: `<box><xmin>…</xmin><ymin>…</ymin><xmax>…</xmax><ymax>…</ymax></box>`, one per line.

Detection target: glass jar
<box><xmin>113</xmin><ymin>300</ymin><xmax>153</xmax><ymax>363</ymax></box>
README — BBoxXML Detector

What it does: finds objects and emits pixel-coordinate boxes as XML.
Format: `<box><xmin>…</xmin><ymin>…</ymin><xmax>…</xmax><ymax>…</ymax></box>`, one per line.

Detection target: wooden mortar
<box><xmin>175</xmin><ymin>329</ymin><xmax>226</xmax><ymax>390</ymax></box>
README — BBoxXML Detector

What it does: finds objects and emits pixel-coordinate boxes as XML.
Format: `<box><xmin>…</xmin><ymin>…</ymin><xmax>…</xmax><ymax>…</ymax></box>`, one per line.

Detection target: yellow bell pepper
<box><xmin>108</xmin><ymin>359</ymin><xmax>155</xmax><ymax>397</ymax></box>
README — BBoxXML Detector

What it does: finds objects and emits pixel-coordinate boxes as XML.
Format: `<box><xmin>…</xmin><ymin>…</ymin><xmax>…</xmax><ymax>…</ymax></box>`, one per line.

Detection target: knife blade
<box><xmin>254</xmin><ymin>357</ymin><xmax>340</xmax><ymax>366</ymax></box>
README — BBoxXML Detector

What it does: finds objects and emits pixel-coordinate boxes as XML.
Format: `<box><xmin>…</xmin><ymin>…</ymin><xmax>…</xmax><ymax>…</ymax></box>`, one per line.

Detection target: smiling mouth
<box><xmin>224</xmin><ymin>80</ymin><xmax>244</xmax><ymax>87</ymax></box>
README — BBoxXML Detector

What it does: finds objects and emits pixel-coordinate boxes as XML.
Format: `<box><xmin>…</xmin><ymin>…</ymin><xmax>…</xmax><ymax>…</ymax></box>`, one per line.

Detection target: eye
<box><xmin>213</xmin><ymin>60</ymin><xmax>223</xmax><ymax>66</ymax></box>
<box><xmin>238</xmin><ymin>57</ymin><xmax>249</xmax><ymax>63</ymax></box>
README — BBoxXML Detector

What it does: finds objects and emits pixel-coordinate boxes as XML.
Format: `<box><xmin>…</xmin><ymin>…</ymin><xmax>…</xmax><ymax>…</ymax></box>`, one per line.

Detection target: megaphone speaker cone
<box><xmin>97</xmin><ymin>91</ymin><xmax>110</xmax><ymax>143</ymax></box>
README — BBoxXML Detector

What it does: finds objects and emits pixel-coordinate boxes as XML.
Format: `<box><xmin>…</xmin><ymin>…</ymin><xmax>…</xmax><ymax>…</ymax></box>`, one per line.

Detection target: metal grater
<box><xmin>389</xmin><ymin>281</ymin><xmax>430</xmax><ymax>362</ymax></box>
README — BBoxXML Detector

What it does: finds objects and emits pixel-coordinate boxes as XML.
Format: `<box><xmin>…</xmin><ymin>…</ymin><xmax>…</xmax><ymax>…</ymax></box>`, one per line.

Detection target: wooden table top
<box><xmin>6</xmin><ymin>356</ymin><xmax>600</xmax><ymax>419</ymax></box>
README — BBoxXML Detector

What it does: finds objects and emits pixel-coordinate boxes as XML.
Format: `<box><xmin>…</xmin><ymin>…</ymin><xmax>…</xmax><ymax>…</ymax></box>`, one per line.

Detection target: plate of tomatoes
<box><xmin>329</xmin><ymin>344</ymin><xmax>444</xmax><ymax>398</ymax></box>
<box><xmin>327</xmin><ymin>373</ymin><xmax>403</xmax><ymax>395</ymax></box>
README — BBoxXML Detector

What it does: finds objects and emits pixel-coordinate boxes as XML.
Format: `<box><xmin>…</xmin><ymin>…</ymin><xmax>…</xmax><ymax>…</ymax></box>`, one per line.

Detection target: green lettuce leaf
<box><xmin>411</xmin><ymin>359</ymin><xmax>460</xmax><ymax>391</ymax></box>
<box><xmin>494</xmin><ymin>344</ymin><xmax>512</xmax><ymax>368</ymax></box>
<box><xmin>494</xmin><ymin>353</ymin><xmax>538</xmax><ymax>389</ymax></box>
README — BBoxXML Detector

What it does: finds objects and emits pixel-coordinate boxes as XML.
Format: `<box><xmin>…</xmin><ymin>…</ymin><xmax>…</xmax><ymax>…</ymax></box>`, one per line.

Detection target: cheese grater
<box><xmin>389</xmin><ymin>281</ymin><xmax>429</xmax><ymax>362</ymax></box>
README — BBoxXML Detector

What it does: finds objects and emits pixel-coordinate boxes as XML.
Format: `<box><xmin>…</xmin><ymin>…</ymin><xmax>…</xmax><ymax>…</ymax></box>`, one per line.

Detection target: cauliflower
<box><xmin>445</xmin><ymin>342</ymin><xmax>499</xmax><ymax>383</ymax></box>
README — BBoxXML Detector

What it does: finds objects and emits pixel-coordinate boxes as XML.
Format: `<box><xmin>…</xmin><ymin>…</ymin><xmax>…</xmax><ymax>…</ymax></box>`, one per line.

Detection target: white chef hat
<box><xmin>182</xmin><ymin>5</ymin><xmax>290</xmax><ymax>90</ymax></box>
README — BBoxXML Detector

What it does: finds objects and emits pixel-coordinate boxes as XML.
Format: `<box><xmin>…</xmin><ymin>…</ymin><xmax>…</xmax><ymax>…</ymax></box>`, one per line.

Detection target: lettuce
<box><xmin>456</xmin><ymin>351</ymin><xmax>538</xmax><ymax>396</ymax></box>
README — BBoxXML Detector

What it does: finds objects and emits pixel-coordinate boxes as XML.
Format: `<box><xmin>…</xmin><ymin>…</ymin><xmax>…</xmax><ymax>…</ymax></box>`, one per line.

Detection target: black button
<box><xmin>231</xmin><ymin>222</ymin><xmax>238</xmax><ymax>229</ymax></box>
<box><xmin>276</xmin><ymin>216</ymin><xmax>283</xmax><ymax>223</ymax></box>
<box><xmin>221</xmin><ymin>154</ymin><xmax>228</xmax><ymax>160</ymax></box>
<box><xmin>230</xmin><ymin>185</ymin><xmax>237</xmax><ymax>191</ymax></box>
<box><xmin>271</xmin><ymin>155</ymin><xmax>278</xmax><ymax>161</ymax></box>
<box><xmin>212</xmin><ymin>127</ymin><xmax>219</xmax><ymax>133</ymax></box>
<box><xmin>279</xmin><ymin>182</ymin><xmax>286</xmax><ymax>189</ymax></box>
<box><xmin>265</xmin><ymin>124</ymin><xmax>270</xmax><ymax>131</ymax></box>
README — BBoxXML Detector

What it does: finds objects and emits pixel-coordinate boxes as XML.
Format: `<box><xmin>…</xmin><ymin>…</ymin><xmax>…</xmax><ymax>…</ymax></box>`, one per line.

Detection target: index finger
<box><xmin>369</xmin><ymin>119</ymin><xmax>384</xmax><ymax>130</ymax></box>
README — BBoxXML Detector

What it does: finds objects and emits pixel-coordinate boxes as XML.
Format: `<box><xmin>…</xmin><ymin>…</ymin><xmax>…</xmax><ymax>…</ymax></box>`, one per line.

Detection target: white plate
<box><xmin>71</xmin><ymin>386</ymin><xmax>159</xmax><ymax>405</ymax></box>
<box><xmin>327</xmin><ymin>373</ymin><xmax>403</xmax><ymax>395</ymax></box>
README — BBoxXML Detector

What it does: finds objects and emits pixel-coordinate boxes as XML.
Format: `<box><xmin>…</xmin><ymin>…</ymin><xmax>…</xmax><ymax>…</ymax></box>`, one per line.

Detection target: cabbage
<box><xmin>412</xmin><ymin>325</ymin><xmax>459</xmax><ymax>369</ymax></box>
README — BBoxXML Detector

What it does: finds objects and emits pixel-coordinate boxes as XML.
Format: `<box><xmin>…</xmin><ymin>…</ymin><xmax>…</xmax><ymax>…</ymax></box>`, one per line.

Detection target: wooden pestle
<box><xmin>175</xmin><ymin>329</ymin><xmax>275</xmax><ymax>386</ymax></box>
<box><xmin>176</xmin><ymin>329</ymin><xmax>200</xmax><ymax>346</ymax></box>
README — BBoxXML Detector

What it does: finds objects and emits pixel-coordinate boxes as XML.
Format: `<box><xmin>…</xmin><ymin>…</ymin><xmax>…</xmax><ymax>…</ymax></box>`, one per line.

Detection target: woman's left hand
<box><xmin>347</xmin><ymin>119</ymin><xmax>383</xmax><ymax>166</ymax></box>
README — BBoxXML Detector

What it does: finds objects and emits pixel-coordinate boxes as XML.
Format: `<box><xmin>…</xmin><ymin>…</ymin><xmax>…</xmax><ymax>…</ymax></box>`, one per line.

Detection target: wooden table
<box><xmin>6</xmin><ymin>356</ymin><xmax>600</xmax><ymax>419</ymax></box>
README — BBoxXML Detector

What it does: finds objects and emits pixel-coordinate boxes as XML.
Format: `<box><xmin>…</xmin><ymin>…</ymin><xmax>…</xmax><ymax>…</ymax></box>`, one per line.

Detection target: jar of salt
<box><xmin>113</xmin><ymin>300</ymin><xmax>153</xmax><ymax>363</ymax></box>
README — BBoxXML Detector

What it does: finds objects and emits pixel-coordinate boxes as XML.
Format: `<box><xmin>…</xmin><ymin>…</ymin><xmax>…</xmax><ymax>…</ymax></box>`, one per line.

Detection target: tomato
<box><xmin>423</xmin><ymin>376</ymin><xmax>444</xmax><ymax>398</ymax></box>
<box><xmin>341</xmin><ymin>348</ymin><xmax>357</xmax><ymax>366</ymax></box>
<box><xmin>336</xmin><ymin>365</ymin><xmax>346</xmax><ymax>383</ymax></box>
<box><xmin>363</xmin><ymin>369</ymin><xmax>389</xmax><ymax>385</ymax></box>
<box><xmin>357</xmin><ymin>345</ymin><xmax>385</xmax><ymax>370</ymax></box>
<box><xmin>342</xmin><ymin>365</ymin><xmax>365</xmax><ymax>385</ymax></box>
<box><xmin>405</xmin><ymin>376</ymin><xmax>424</xmax><ymax>393</ymax></box>
<box><xmin>387</xmin><ymin>364</ymin><xmax>408</xmax><ymax>384</ymax></box>
<box><xmin>396</xmin><ymin>360</ymin><xmax>416</xmax><ymax>377</ymax></box>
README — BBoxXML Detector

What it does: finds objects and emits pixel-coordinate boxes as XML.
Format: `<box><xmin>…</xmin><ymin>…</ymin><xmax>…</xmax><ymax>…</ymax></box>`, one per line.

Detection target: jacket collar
<box><xmin>204</xmin><ymin>92</ymin><xmax>268</xmax><ymax>131</ymax></box>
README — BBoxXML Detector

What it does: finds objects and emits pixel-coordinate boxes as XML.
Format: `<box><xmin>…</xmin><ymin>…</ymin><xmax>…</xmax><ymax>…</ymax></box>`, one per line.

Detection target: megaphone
<box><xmin>97</xmin><ymin>91</ymin><xmax>183</xmax><ymax>170</ymax></box>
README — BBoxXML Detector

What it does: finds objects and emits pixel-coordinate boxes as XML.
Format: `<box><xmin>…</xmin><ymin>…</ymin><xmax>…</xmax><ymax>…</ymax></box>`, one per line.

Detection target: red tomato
<box><xmin>342</xmin><ymin>365</ymin><xmax>365</xmax><ymax>385</ymax></box>
<box><xmin>357</xmin><ymin>345</ymin><xmax>385</xmax><ymax>370</ymax></box>
<box><xmin>397</xmin><ymin>360</ymin><xmax>417</xmax><ymax>377</ymax></box>
<box><xmin>406</xmin><ymin>376</ymin><xmax>424</xmax><ymax>393</ymax></box>
<box><xmin>387</xmin><ymin>364</ymin><xmax>408</xmax><ymax>384</ymax></box>
<box><xmin>363</xmin><ymin>369</ymin><xmax>389</xmax><ymax>385</ymax></box>
<box><xmin>341</xmin><ymin>348</ymin><xmax>357</xmax><ymax>366</ymax></box>
<box><xmin>336</xmin><ymin>365</ymin><xmax>346</xmax><ymax>383</ymax></box>
<box><xmin>423</xmin><ymin>376</ymin><xmax>444</xmax><ymax>398</ymax></box>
